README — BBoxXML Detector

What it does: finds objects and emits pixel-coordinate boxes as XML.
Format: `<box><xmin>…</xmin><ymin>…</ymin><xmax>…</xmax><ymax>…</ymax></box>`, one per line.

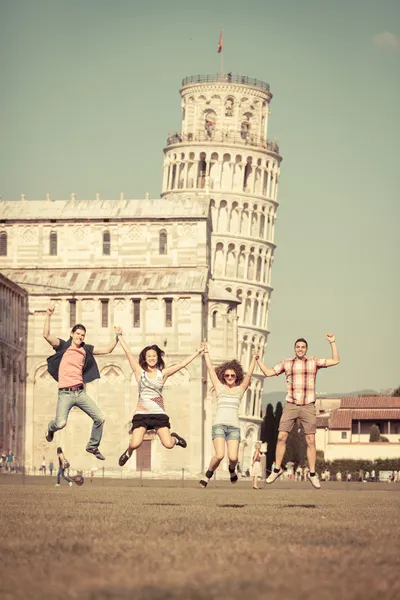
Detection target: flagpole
<box><xmin>221</xmin><ymin>28</ymin><xmax>224</xmax><ymax>76</ymax></box>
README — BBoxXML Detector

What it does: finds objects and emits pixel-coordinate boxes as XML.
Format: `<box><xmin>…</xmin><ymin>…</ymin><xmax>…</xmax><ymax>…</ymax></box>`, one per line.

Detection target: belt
<box><xmin>59</xmin><ymin>385</ymin><xmax>84</xmax><ymax>392</ymax></box>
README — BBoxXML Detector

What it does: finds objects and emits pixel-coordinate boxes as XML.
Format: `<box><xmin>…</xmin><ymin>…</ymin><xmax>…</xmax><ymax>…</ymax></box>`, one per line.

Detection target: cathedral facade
<box><xmin>0</xmin><ymin>73</ymin><xmax>282</xmax><ymax>477</ymax></box>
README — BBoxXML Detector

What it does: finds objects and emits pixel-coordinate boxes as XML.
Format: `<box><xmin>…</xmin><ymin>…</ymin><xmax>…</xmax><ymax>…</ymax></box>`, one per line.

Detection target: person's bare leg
<box><xmin>274</xmin><ymin>431</ymin><xmax>289</xmax><ymax>468</ymax></box>
<box><xmin>305</xmin><ymin>434</ymin><xmax>316</xmax><ymax>472</ymax></box>
<box><xmin>156</xmin><ymin>427</ymin><xmax>176</xmax><ymax>449</ymax></box>
<box><xmin>253</xmin><ymin>475</ymin><xmax>259</xmax><ymax>489</ymax></box>
<box><xmin>119</xmin><ymin>426</ymin><xmax>147</xmax><ymax>467</ymax></box>
<box><xmin>200</xmin><ymin>438</ymin><xmax>225</xmax><ymax>487</ymax></box>
<box><xmin>227</xmin><ymin>440</ymin><xmax>239</xmax><ymax>484</ymax></box>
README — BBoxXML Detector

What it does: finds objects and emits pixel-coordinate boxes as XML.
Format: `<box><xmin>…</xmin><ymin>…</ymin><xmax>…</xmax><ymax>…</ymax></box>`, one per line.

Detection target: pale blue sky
<box><xmin>1</xmin><ymin>0</ymin><xmax>399</xmax><ymax>394</ymax></box>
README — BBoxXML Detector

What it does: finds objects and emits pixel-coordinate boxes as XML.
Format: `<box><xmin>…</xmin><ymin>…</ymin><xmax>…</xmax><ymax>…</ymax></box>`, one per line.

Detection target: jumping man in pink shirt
<box><xmin>257</xmin><ymin>334</ymin><xmax>339</xmax><ymax>489</ymax></box>
<box><xmin>43</xmin><ymin>306</ymin><xmax>119</xmax><ymax>460</ymax></box>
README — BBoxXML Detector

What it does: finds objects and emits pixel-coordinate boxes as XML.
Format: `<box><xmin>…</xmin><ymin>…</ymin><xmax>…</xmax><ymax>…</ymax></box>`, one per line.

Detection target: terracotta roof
<box><xmin>316</xmin><ymin>415</ymin><xmax>329</xmax><ymax>428</ymax></box>
<box><xmin>2</xmin><ymin>268</ymin><xmax>209</xmax><ymax>295</ymax></box>
<box><xmin>340</xmin><ymin>396</ymin><xmax>400</xmax><ymax>409</ymax></box>
<box><xmin>329</xmin><ymin>408</ymin><xmax>400</xmax><ymax>429</ymax></box>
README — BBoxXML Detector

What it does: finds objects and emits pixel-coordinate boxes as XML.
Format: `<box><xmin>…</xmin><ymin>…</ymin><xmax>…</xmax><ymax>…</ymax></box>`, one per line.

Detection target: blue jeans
<box><xmin>212</xmin><ymin>424</ymin><xmax>241</xmax><ymax>441</ymax></box>
<box><xmin>57</xmin><ymin>467</ymin><xmax>73</xmax><ymax>484</ymax></box>
<box><xmin>48</xmin><ymin>389</ymin><xmax>105</xmax><ymax>450</ymax></box>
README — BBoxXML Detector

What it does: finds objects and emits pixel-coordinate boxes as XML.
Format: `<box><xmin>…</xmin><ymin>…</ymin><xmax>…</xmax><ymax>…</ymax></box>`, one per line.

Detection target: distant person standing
<box><xmin>49</xmin><ymin>460</ymin><xmax>54</xmax><ymax>476</ymax></box>
<box><xmin>55</xmin><ymin>447</ymin><xmax>73</xmax><ymax>487</ymax></box>
<box><xmin>6</xmin><ymin>449</ymin><xmax>13</xmax><ymax>473</ymax></box>
<box><xmin>257</xmin><ymin>334</ymin><xmax>340</xmax><ymax>489</ymax></box>
<box><xmin>40</xmin><ymin>457</ymin><xmax>46</xmax><ymax>475</ymax></box>
<box><xmin>251</xmin><ymin>442</ymin><xmax>262</xmax><ymax>489</ymax></box>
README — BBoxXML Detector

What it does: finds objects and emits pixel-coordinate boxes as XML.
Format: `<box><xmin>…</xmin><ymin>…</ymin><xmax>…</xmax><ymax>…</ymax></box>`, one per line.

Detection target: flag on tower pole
<box><xmin>217</xmin><ymin>30</ymin><xmax>223</xmax><ymax>53</ymax></box>
<box><xmin>217</xmin><ymin>30</ymin><xmax>224</xmax><ymax>76</ymax></box>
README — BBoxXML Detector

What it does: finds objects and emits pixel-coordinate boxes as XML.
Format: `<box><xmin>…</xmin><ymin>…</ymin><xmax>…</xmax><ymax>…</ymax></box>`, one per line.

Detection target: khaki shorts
<box><xmin>278</xmin><ymin>402</ymin><xmax>316</xmax><ymax>435</ymax></box>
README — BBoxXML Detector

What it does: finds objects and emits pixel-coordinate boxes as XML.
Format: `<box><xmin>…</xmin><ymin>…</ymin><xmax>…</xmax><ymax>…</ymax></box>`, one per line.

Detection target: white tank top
<box><xmin>135</xmin><ymin>369</ymin><xmax>165</xmax><ymax>415</ymax></box>
<box><xmin>213</xmin><ymin>385</ymin><xmax>242</xmax><ymax>427</ymax></box>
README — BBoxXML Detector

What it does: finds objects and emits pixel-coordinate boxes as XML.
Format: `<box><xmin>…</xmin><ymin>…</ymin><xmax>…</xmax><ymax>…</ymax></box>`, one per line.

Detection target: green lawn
<box><xmin>1</xmin><ymin>478</ymin><xmax>399</xmax><ymax>600</ymax></box>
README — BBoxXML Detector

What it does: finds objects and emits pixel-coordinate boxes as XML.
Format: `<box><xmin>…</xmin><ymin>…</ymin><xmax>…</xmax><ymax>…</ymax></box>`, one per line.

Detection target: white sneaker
<box><xmin>68</xmin><ymin>482</ymin><xmax>73</xmax><ymax>487</ymax></box>
<box><xmin>309</xmin><ymin>474</ymin><xmax>321</xmax><ymax>489</ymax></box>
<box><xmin>266</xmin><ymin>468</ymin><xmax>283</xmax><ymax>484</ymax></box>
<box><xmin>55</xmin><ymin>484</ymin><xmax>60</xmax><ymax>487</ymax></box>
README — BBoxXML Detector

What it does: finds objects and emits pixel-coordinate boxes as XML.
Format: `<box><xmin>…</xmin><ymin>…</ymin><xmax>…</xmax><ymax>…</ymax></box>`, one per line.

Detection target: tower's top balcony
<box><xmin>166</xmin><ymin>130</ymin><xmax>280</xmax><ymax>155</ymax></box>
<box><xmin>182</xmin><ymin>73</ymin><xmax>270</xmax><ymax>92</ymax></box>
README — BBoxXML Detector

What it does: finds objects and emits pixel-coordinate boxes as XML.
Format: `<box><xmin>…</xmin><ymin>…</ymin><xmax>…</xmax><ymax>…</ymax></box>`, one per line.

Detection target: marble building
<box><xmin>0</xmin><ymin>272</ymin><xmax>28</xmax><ymax>461</ymax></box>
<box><xmin>0</xmin><ymin>73</ymin><xmax>282</xmax><ymax>476</ymax></box>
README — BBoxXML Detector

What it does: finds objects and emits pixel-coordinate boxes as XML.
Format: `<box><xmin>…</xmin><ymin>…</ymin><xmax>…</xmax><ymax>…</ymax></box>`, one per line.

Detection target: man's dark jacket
<box><xmin>47</xmin><ymin>338</ymin><xmax>100</xmax><ymax>383</ymax></box>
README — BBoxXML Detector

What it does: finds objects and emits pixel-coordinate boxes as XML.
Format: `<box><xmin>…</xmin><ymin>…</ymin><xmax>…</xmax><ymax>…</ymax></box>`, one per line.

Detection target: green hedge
<box><xmin>315</xmin><ymin>456</ymin><xmax>400</xmax><ymax>475</ymax></box>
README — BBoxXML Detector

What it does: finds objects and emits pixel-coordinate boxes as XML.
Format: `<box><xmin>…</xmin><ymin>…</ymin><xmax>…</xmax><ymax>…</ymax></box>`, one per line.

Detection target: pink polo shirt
<box><xmin>58</xmin><ymin>346</ymin><xmax>86</xmax><ymax>388</ymax></box>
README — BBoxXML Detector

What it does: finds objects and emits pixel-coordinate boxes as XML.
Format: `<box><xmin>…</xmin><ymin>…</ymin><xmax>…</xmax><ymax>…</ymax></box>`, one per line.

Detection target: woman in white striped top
<box><xmin>199</xmin><ymin>343</ymin><xmax>258</xmax><ymax>488</ymax></box>
<box><xmin>116</xmin><ymin>328</ymin><xmax>203</xmax><ymax>467</ymax></box>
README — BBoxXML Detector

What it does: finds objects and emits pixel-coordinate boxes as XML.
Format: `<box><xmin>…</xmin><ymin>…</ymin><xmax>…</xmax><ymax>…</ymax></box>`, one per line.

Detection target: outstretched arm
<box><xmin>256</xmin><ymin>353</ymin><xmax>278</xmax><ymax>377</ymax></box>
<box><xmin>202</xmin><ymin>342</ymin><xmax>222</xmax><ymax>393</ymax></box>
<box><xmin>114</xmin><ymin>327</ymin><xmax>142</xmax><ymax>379</ymax></box>
<box><xmin>93</xmin><ymin>329</ymin><xmax>119</xmax><ymax>355</ymax></box>
<box><xmin>162</xmin><ymin>345</ymin><xmax>203</xmax><ymax>381</ymax></box>
<box><xmin>43</xmin><ymin>306</ymin><xmax>60</xmax><ymax>348</ymax></box>
<box><xmin>241</xmin><ymin>348</ymin><xmax>258</xmax><ymax>393</ymax></box>
<box><xmin>324</xmin><ymin>333</ymin><xmax>340</xmax><ymax>367</ymax></box>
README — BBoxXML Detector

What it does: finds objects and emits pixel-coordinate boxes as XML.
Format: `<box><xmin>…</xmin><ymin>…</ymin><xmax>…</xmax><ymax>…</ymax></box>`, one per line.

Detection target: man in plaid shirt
<box><xmin>257</xmin><ymin>334</ymin><xmax>339</xmax><ymax>489</ymax></box>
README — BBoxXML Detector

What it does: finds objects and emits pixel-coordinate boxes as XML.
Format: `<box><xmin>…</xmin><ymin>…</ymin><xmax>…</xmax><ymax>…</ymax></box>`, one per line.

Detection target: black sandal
<box><xmin>229</xmin><ymin>465</ymin><xmax>238</xmax><ymax>484</ymax></box>
<box><xmin>199</xmin><ymin>469</ymin><xmax>214</xmax><ymax>488</ymax></box>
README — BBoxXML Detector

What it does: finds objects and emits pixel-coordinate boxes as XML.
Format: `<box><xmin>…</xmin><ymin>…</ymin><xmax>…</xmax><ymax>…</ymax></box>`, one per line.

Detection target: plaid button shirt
<box><xmin>273</xmin><ymin>356</ymin><xmax>327</xmax><ymax>406</ymax></box>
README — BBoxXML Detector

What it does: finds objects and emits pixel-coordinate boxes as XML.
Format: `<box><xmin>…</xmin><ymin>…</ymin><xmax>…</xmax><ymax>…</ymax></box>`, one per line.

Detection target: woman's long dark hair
<box><xmin>57</xmin><ymin>447</ymin><xmax>63</xmax><ymax>454</ymax></box>
<box><xmin>215</xmin><ymin>360</ymin><xmax>244</xmax><ymax>385</ymax></box>
<box><xmin>139</xmin><ymin>345</ymin><xmax>165</xmax><ymax>370</ymax></box>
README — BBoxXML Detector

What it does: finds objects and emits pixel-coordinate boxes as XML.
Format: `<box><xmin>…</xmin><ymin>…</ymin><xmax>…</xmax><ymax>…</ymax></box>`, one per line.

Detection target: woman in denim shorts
<box><xmin>199</xmin><ymin>343</ymin><xmax>258</xmax><ymax>488</ymax></box>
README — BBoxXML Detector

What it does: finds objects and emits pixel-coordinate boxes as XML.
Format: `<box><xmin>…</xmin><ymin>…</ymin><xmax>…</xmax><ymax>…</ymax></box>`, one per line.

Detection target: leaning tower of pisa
<box><xmin>161</xmin><ymin>73</ymin><xmax>282</xmax><ymax>461</ymax></box>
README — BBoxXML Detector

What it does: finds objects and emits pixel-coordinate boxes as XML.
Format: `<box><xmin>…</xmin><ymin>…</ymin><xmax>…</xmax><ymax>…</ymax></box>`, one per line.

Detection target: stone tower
<box><xmin>162</xmin><ymin>73</ymin><xmax>282</xmax><ymax>464</ymax></box>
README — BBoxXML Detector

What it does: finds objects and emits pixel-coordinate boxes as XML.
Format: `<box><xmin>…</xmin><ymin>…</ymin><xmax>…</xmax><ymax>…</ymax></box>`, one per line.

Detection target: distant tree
<box><xmin>261</xmin><ymin>403</ymin><xmax>276</xmax><ymax>474</ymax></box>
<box><xmin>392</xmin><ymin>386</ymin><xmax>400</xmax><ymax>397</ymax></box>
<box><xmin>369</xmin><ymin>424</ymin><xmax>381</xmax><ymax>442</ymax></box>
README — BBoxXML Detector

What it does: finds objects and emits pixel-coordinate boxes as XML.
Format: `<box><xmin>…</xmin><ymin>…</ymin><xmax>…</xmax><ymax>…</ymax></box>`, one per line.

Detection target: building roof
<box><xmin>340</xmin><ymin>396</ymin><xmax>400</xmax><ymax>409</ymax></box>
<box><xmin>2</xmin><ymin>268</ymin><xmax>209</xmax><ymax>295</ymax></box>
<box><xmin>0</xmin><ymin>197</ymin><xmax>210</xmax><ymax>221</ymax></box>
<box><xmin>208</xmin><ymin>280</ymin><xmax>240</xmax><ymax>303</ymax></box>
<box><xmin>316</xmin><ymin>414</ymin><xmax>329</xmax><ymax>428</ymax></box>
<box><xmin>322</xmin><ymin>408</ymin><xmax>400</xmax><ymax>430</ymax></box>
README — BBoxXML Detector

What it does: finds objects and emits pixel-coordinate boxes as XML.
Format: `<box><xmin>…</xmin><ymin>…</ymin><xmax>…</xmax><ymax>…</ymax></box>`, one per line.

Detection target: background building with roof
<box><xmin>0</xmin><ymin>73</ymin><xmax>282</xmax><ymax>476</ymax></box>
<box><xmin>0</xmin><ymin>272</ymin><xmax>28</xmax><ymax>462</ymax></box>
<box><xmin>316</xmin><ymin>396</ymin><xmax>400</xmax><ymax>461</ymax></box>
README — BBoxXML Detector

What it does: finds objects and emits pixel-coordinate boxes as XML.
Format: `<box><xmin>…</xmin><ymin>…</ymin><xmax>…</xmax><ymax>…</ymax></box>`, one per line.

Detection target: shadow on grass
<box><xmin>144</xmin><ymin>503</ymin><xmax>181</xmax><ymax>506</ymax></box>
<box><xmin>280</xmin><ymin>504</ymin><xmax>317</xmax><ymax>509</ymax></box>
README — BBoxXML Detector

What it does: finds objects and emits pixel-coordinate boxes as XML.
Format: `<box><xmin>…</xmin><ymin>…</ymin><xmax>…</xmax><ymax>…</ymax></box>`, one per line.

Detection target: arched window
<box><xmin>103</xmin><ymin>231</ymin><xmax>110</xmax><ymax>255</ymax></box>
<box><xmin>159</xmin><ymin>230</ymin><xmax>167</xmax><ymax>255</ymax></box>
<box><xmin>0</xmin><ymin>231</ymin><xmax>7</xmax><ymax>256</ymax></box>
<box><xmin>212</xmin><ymin>310</ymin><xmax>217</xmax><ymax>328</ymax></box>
<box><xmin>49</xmin><ymin>231</ymin><xmax>57</xmax><ymax>256</ymax></box>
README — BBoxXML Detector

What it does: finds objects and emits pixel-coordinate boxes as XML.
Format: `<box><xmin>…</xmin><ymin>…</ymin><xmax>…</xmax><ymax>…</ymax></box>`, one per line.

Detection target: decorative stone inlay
<box><xmin>74</xmin><ymin>226</ymin><xmax>85</xmax><ymax>241</ymax></box>
<box><xmin>128</xmin><ymin>225</ymin><xmax>142</xmax><ymax>240</ymax></box>
<box><xmin>102</xmin><ymin>366</ymin><xmax>121</xmax><ymax>385</ymax></box>
<box><xmin>82</xmin><ymin>299</ymin><xmax>94</xmax><ymax>312</ymax></box>
<box><xmin>21</xmin><ymin>227</ymin><xmax>36</xmax><ymax>242</ymax></box>
<box><xmin>114</xmin><ymin>298</ymin><xmax>126</xmax><ymax>309</ymax></box>
<box><xmin>178</xmin><ymin>298</ymin><xmax>191</xmax><ymax>313</ymax></box>
<box><xmin>146</xmin><ymin>298</ymin><xmax>158</xmax><ymax>309</ymax></box>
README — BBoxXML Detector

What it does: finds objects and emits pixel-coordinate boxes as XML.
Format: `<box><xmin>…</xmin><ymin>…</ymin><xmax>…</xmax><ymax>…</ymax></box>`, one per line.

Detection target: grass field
<box><xmin>1</xmin><ymin>478</ymin><xmax>400</xmax><ymax>600</ymax></box>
